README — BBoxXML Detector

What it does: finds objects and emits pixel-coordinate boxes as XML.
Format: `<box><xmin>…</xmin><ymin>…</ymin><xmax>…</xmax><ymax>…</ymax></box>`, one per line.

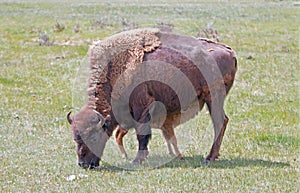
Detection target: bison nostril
<box><xmin>78</xmin><ymin>162</ymin><xmax>89</xmax><ymax>169</ymax></box>
<box><xmin>89</xmin><ymin>163</ymin><xmax>99</xmax><ymax>170</ymax></box>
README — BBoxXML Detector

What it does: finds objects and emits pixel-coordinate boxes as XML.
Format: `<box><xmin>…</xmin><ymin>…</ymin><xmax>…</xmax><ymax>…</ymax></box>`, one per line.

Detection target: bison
<box><xmin>67</xmin><ymin>28</ymin><xmax>237</xmax><ymax>169</ymax></box>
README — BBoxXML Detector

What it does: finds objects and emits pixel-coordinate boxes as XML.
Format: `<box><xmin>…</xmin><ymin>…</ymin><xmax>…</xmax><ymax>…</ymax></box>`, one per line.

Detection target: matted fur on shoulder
<box><xmin>86</xmin><ymin>28</ymin><xmax>161</xmax><ymax>114</ymax></box>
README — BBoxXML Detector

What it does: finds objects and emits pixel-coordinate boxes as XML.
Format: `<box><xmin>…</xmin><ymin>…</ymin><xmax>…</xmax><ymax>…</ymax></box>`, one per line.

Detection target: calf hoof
<box><xmin>177</xmin><ymin>154</ymin><xmax>184</xmax><ymax>160</ymax></box>
<box><xmin>121</xmin><ymin>153</ymin><xmax>128</xmax><ymax>159</ymax></box>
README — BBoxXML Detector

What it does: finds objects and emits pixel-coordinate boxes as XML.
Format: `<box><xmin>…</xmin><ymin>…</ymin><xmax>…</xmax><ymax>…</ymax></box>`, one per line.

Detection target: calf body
<box><xmin>115</xmin><ymin>112</ymin><xmax>183</xmax><ymax>160</ymax></box>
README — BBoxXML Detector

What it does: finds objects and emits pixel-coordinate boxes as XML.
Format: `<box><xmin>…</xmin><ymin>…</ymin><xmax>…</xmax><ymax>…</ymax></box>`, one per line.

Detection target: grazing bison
<box><xmin>67</xmin><ymin>28</ymin><xmax>237</xmax><ymax>169</ymax></box>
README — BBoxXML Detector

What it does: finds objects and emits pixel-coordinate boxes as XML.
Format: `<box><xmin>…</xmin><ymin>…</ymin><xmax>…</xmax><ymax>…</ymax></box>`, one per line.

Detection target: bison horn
<box><xmin>104</xmin><ymin>115</ymin><xmax>111</xmax><ymax>122</ymax></box>
<box><xmin>67</xmin><ymin>111</ymin><xmax>73</xmax><ymax>124</ymax></box>
<box><xmin>93</xmin><ymin>110</ymin><xmax>105</xmax><ymax>128</ymax></box>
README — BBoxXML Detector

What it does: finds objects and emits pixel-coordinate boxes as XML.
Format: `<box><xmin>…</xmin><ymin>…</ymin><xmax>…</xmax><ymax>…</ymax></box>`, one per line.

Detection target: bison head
<box><xmin>67</xmin><ymin>106</ymin><xmax>110</xmax><ymax>169</ymax></box>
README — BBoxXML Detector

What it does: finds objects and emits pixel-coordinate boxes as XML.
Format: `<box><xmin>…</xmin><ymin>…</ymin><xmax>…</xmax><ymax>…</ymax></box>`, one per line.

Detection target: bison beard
<box><xmin>67</xmin><ymin>28</ymin><xmax>237</xmax><ymax>168</ymax></box>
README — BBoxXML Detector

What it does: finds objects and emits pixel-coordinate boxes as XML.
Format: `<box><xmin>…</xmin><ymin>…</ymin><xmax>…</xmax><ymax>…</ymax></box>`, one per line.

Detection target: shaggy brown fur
<box><xmin>87</xmin><ymin>28</ymin><xmax>160</xmax><ymax>117</ymax></box>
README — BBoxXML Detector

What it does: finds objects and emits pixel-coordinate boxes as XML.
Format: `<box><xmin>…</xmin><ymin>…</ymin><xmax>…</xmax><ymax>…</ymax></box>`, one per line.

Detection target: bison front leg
<box><xmin>205</xmin><ymin>100</ymin><xmax>229</xmax><ymax>164</ymax></box>
<box><xmin>132</xmin><ymin>108</ymin><xmax>152</xmax><ymax>165</ymax></box>
<box><xmin>133</xmin><ymin>131</ymin><xmax>151</xmax><ymax>164</ymax></box>
<box><xmin>132</xmin><ymin>124</ymin><xmax>151</xmax><ymax>164</ymax></box>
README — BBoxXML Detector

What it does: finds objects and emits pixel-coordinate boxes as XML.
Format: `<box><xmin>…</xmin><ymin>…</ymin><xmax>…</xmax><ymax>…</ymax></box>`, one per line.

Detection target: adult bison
<box><xmin>67</xmin><ymin>28</ymin><xmax>237</xmax><ymax>169</ymax></box>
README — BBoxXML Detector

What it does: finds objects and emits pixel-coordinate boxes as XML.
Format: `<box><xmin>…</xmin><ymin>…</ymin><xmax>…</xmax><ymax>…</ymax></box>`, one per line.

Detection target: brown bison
<box><xmin>67</xmin><ymin>28</ymin><xmax>237</xmax><ymax>169</ymax></box>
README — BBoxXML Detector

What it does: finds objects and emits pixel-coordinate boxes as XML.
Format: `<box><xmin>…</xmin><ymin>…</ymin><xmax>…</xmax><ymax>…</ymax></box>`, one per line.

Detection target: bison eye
<box><xmin>74</xmin><ymin>134</ymin><xmax>83</xmax><ymax>144</ymax></box>
<box><xmin>102</xmin><ymin>122</ymin><xmax>108</xmax><ymax>131</ymax></box>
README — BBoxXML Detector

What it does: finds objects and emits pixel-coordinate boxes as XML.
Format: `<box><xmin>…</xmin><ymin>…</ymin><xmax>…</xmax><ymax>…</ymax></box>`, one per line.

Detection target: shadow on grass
<box><xmin>160</xmin><ymin>155</ymin><xmax>290</xmax><ymax>169</ymax></box>
<box><xmin>94</xmin><ymin>155</ymin><xmax>290</xmax><ymax>172</ymax></box>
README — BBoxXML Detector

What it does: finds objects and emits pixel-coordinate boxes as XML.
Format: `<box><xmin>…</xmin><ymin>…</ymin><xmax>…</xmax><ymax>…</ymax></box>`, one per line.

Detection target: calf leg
<box><xmin>205</xmin><ymin>101</ymin><xmax>229</xmax><ymax>163</ymax></box>
<box><xmin>165</xmin><ymin>136</ymin><xmax>174</xmax><ymax>156</ymax></box>
<box><xmin>162</xmin><ymin>126</ymin><xmax>183</xmax><ymax>159</ymax></box>
<box><xmin>115</xmin><ymin>126</ymin><xmax>128</xmax><ymax>159</ymax></box>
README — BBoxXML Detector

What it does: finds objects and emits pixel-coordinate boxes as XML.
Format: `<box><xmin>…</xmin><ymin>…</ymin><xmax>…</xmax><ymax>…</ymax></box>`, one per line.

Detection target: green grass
<box><xmin>0</xmin><ymin>0</ymin><xmax>299</xmax><ymax>192</ymax></box>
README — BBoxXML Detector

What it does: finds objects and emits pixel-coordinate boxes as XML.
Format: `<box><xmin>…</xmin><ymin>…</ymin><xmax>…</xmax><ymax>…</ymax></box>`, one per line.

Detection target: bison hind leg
<box><xmin>204</xmin><ymin>99</ymin><xmax>229</xmax><ymax>164</ymax></box>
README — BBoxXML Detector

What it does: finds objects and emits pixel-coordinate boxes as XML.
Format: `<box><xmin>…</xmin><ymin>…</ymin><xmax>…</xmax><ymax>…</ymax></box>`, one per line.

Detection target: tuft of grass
<box><xmin>54</xmin><ymin>20</ymin><xmax>65</xmax><ymax>32</ymax></box>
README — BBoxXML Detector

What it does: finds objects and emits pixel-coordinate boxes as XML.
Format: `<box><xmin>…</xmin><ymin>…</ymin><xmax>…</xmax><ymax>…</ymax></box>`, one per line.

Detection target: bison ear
<box><xmin>67</xmin><ymin>111</ymin><xmax>73</xmax><ymax>124</ymax></box>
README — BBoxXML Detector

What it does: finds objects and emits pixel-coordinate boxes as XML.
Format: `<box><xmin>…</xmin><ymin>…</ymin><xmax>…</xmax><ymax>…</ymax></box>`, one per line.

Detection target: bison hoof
<box><xmin>131</xmin><ymin>157</ymin><xmax>146</xmax><ymax>165</ymax></box>
<box><xmin>131</xmin><ymin>150</ymin><xmax>148</xmax><ymax>165</ymax></box>
<box><xmin>205</xmin><ymin>152</ymin><xmax>220</xmax><ymax>164</ymax></box>
<box><xmin>202</xmin><ymin>159</ymin><xmax>211</xmax><ymax>165</ymax></box>
<box><xmin>203</xmin><ymin>155</ymin><xmax>219</xmax><ymax>165</ymax></box>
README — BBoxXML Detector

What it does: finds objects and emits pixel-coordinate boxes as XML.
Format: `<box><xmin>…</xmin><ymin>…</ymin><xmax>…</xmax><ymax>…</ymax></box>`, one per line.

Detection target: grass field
<box><xmin>0</xmin><ymin>0</ymin><xmax>299</xmax><ymax>192</ymax></box>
